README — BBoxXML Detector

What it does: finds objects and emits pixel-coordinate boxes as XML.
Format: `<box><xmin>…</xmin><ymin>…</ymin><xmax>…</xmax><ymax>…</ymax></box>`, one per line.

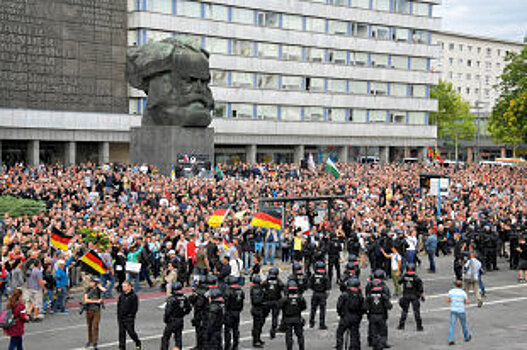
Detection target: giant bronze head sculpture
<box><xmin>126</xmin><ymin>38</ymin><xmax>214</xmax><ymax>127</ymax></box>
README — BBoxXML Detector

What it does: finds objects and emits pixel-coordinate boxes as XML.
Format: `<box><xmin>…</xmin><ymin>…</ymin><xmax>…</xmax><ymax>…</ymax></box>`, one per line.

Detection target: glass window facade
<box><xmin>350</xmin><ymin>109</ymin><xmax>368</xmax><ymax>123</ymax></box>
<box><xmin>231</xmin><ymin>103</ymin><xmax>253</xmax><ymax>119</ymax></box>
<box><xmin>305</xmin><ymin>107</ymin><xmax>325</xmax><ymax>122</ymax></box>
<box><xmin>257</xmin><ymin>42</ymin><xmax>279</xmax><ymax>59</ymax></box>
<box><xmin>282</xmin><ymin>14</ymin><xmax>303</xmax><ymax>31</ymax></box>
<box><xmin>257</xmin><ymin>105</ymin><xmax>278</xmax><ymax>120</ymax></box>
<box><xmin>281</xmin><ymin>106</ymin><xmax>302</xmax><ymax>121</ymax></box>
<box><xmin>327</xmin><ymin>108</ymin><xmax>346</xmax><ymax>122</ymax></box>
<box><xmin>177</xmin><ymin>0</ymin><xmax>201</xmax><ymax>18</ymax></box>
<box><xmin>257</xmin><ymin>74</ymin><xmax>279</xmax><ymax>89</ymax></box>
<box><xmin>231</xmin><ymin>7</ymin><xmax>254</xmax><ymax>25</ymax></box>
<box><xmin>204</xmin><ymin>3</ymin><xmax>229</xmax><ymax>22</ymax></box>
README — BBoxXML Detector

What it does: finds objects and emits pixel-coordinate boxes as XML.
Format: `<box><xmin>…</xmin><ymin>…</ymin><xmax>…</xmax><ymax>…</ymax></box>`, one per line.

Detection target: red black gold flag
<box><xmin>207</xmin><ymin>205</ymin><xmax>231</xmax><ymax>228</ymax></box>
<box><xmin>80</xmin><ymin>250</ymin><xmax>108</xmax><ymax>275</ymax></box>
<box><xmin>50</xmin><ymin>227</ymin><xmax>72</xmax><ymax>251</ymax></box>
<box><xmin>250</xmin><ymin>207</ymin><xmax>282</xmax><ymax>230</ymax></box>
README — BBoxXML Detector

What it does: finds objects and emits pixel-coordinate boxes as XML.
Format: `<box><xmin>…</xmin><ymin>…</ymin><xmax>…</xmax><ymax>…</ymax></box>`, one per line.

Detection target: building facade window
<box><xmin>257</xmin><ymin>42</ymin><xmax>279</xmax><ymax>59</ymax></box>
<box><xmin>327</xmin><ymin>108</ymin><xmax>346</xmax><ymax>122</ymax></box>
<box><xmin>306</xmin><ymin>17</ymin><xmax>326</xmax><ymax>33</ymax></box>
<box><xmin>257</xmin><ymin>74</ymin><xmax>279</xmax><ymax>89</ymax></box>
<box><xmin>203</xmin><ymin>37</ymin><xmax>229</xmax><ymax>54</ymax></box>
<box><xmin>327</xmin><ymin>79</ymin><xmax>347</xmax><ymax>93</ymax></box>
<box><xmin>211</xmin><ymin>70</ymin><xmax>228</xmax><ymax>87</ymax></box>
<box><xmin>203</xmin><ymin>3</ymin><xmax>229</xmax><ymax>21</ymax></box>
<box><xmin>231</xmin><ymin>72</ymin><xmax>253</xmax><ymax>88</ymax></box>
<box><xmin>394</xmin><ymin>0</ymin><xmax>410</xmax><ymax>14</ymax></box>
<box><xmin>281</xmin><ymin>76</ymin><xmax>303</xmax><ymax>90</ymax></box>
<box><xmin>350</xmin><ymin>109</ymin><xmax>368</xmax><ymax>123</ymax></box>
<box><xmin>231</xmin><ymin>103</ymin><xmax>253</xmax><ymax>119</ymax></box>
<box><xmin>328</xmin><ymin>20</ymin><xmax>348</xmax><ymax>36</ymax></box>
<box><xmin>256</xmin><ymin>105</ymin><xmax>277</xmax><ymax>120</ymax></box>
<box><xmin>281</xmin><ymin>106</ymin><xmax>302</xmax><ymax>121</ymax></box>
<box><xmin>282</xmin><ymin>14</ymin><xmax>303</xmax><ymax>31</ymax></box>
<box><xmin>282</xmin><ymin>45</ymin><xmax>303</xmax><ymax>61</ymax></box>
<box><xmin>257</xmin><ymin>11</ymin><xmax>279</xmax><ymax>28</ymax></box>
<box><xmin>305</xmin><ymin>107</ymin><xmax>325</xmax><ymax>122</ymax></box>
<box><xmin>350</xmin><ymin>80</ymin><xmax>368</xmax><ymax>95</ymax></box>
<box><xmin>231</xmin><ymin>7</ymin><xmax>254</xmax><ymax>25</ymax></box>
<box><xmin>306</xmin><ymin>47</ymin><xmax>325</xmax><ymax>62</ymax></box>
<box><xmin>177</xmin><ymin>0</ymin><xmax>201</xmax><ymax>18</ymax></box>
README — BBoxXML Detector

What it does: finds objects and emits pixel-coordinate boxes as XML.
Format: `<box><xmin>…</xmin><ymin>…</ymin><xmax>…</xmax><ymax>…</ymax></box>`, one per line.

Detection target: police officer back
<box><xmin>263</xmin><ymin>267</ymin><xmax>284</xmax><ymax>339</ymax></box>
<box><xmin>204</xmin><ymin>288</ymin><xmax>224</xmax><ymax>350</ymax></box>
<box><xmin>336</xmin><ymin>277</ymin><xmax>364</xmax><ymax>350</ymax></box>
<box><xmin>281</xmin><ymin>280</ymin><xmax>307</xmax><ymax>350</ymax></box>
<box><xmin>161</xmin><ymin>282</ymin><xmax>192</xmax><ymax>350</ymax></box>
<box><xmin>365</xmin><ymin>269</ymin><xmax>392</xmax><ymax>350</ymax></box>
<box><xmin>224</xmin><ymin>276</ymin><xmax>244</xmax><ymax>350</ymax></box>
<box><xmin>397</xmin><ymin>263</ymin><xmax>424</xmax><ymax>331</ymax></box>
<box><xmin>250</xmin><ymin>275</ymin><xmax>268</xmax><ymax>348</ymax></box>
<box><xmin>189</xmin><ymin>276</ymin><xmax>208</xmax><ymax>350</ymax></box>
<box><xmin>327</xmin><ymin>233</ymin><xmax>342</xmax><ymax>284</ymax></box>
<box><xmin>309</xmin><ymin>261</ymin><xmax>330</xmax><ymax>329</ymax></box>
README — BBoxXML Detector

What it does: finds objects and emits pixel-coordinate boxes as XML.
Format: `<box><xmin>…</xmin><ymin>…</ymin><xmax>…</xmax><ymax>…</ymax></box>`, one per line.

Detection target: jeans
<box><xmin>8</xmin><ymin>336</ymin><xmax>23</xmax><ymax>350</ymax></box>
<box><xmin>242</xmin><ymin>251</ymin><xmax>253</xmax><ymax>275</ymax></box>
<box><xmin>255</xmin><ymin>242</ymin><xmax>263</xmax><ymax>255</ymax></box>
<box><xmin>101</xmin><ymin>273</ymin><xmax>115</xmax><ymax>298</ymax></box>
<box><xmin>128</xmin><ymin>273</ymin><xmax>141</xmax><ymax>292</ymax></box>
<box><xmin>54</xmin><ymin>288</ymin><xmax>66</xmax><ymax>313</ymax></box>
<box><xmin>428</xmin><ymin>251</ymin><xmax>436</xmax><ymax>272</ymax></box>
<box><xmin>406</xmin><ymin>250</ymin><xmax>416</xmax><ymax>265</ymax></box>
<box><xmin>139</xmin><ymin>267</ymin><xmax>153</xmax><ymax>289</ymax></box>
<box><xmin>281</xmin><ymin>247</ymin><xmax>291</xmax><ymax>263</ymax></box>
<box><xmin>478</xmin><ymin>274</ymin><xmax>486</xmax><ymax>294</ymax></box>
<box><xmin>264</xmin><ymin>242</ymin><xmax>276</xmax><ymax>265</ymax></box>
<box><xmin>448</xmin><ymin>311</ymin><xmax>470</xmax><ymax>342</ymax></box>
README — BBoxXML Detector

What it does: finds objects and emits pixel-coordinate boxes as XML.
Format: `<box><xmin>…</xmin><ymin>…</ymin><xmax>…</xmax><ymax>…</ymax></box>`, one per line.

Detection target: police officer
<box><xmin>453</xmin><ymin>233</ymin><xmax>466</xmax><ymax>281</ymax></box>
<box><xmin>161</xmin><ymin>282</ymin><xmax>192</xmax><ymax>350</ymax></box>
<box><xmin>365</xmin><ymin>271</ymin><xmax>392</xmax><ymax>350</ymax></box>
<box><xmin>189</xmin><ymin>276</ymin><xmax>209</xmax><ymax>350</ymax></box>
<box><xmin>263</xmin><ymin>267</ymin><xmax>284</xmax><ymax>339</ymax></box>
<box><xmin>279</xmin><ymin>263</ymin><xmax>308</xmax><ymax>333</ymax></box>
<box><xmin>224</xmin><ymin>276</ymin><xmax>244</xmax><ymax>350</ymax></box>
<box><xmin>336</xmin><ymin>277</ymin><xmax>364</xmax><ymax>350</ymax></box>
<box><xmin>309</xmin><ymin>261</ymin><xmax>330</xmax><ymax>329</ymax></box>
<box><xmin>250</xmin><ymin>275</ymin><xmax>268</xmax><ymax>348</ymax></box>
<box><xmin>327</xmin><ymin>233</ymin><xmax>342</xmax><ymax>285</ymax></box>
<box><xmin>205</xmin><ymin>288</ymin><xmax>225</xmax><ymax>350</ymax></box>
<box><xmin>281</xmin><ymin>280</ymin><xmax>307</xmax><ymax>350</ymax></box>
<box><xmin>397</xmin><ymin>263</ymin><xmax>424</xmax><ymax>331</ymax></box>
<box><xmin>340</xmin><ymin>258</ymin><xmax>361</xmax><ymax>292</ymax></box>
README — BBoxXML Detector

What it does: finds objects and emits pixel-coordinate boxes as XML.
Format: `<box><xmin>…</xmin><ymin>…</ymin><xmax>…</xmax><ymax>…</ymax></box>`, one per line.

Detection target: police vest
<box><xmin>313</xmin><ymin>273</ymin><xmax>327</xmax><ymax>292</ymax></box>
<box><xmin>227</xmin><ymin>287</ymin><xmax>244</xmax><ymax>312</ymax></box>
<box><xmin>284</xmin><ymin>294</ymin><xmax>302</xmax><ymax>317</ymax></box>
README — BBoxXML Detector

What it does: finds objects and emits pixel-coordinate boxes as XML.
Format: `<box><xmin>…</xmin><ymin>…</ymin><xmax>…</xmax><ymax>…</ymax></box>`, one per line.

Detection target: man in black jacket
<box><xmin>117</xmin><ymin>281</ymin><xmax>141</xmax><ymax>350</ymax></box>
<box><xmin>281</xmin><ymin>280</ymin><xmax>307</xmax><ymax>350</ymax></box>
<box><xmin>161</xmin><ymin>282</ymin><xmax>192</xmax><ymax>350</ymax></box>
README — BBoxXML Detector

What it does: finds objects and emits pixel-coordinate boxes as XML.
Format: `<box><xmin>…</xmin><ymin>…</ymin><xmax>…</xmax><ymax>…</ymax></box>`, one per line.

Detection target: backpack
<box><xmin>0</xmin><ymin>309</ymin><xmax>16</xmax><ymax>329</ymax></box>
<box><xmin>347</xmin><ymin>292</ymin><xmax>363</xmax><ymax>313</ymax></box>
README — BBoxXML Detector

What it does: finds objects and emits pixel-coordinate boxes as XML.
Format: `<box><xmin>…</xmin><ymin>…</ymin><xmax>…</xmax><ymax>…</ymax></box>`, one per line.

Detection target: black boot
<box><xmin>397</xmin><ymin>323</ymin><xmax>405</xmax><ymax>330</ymax></box>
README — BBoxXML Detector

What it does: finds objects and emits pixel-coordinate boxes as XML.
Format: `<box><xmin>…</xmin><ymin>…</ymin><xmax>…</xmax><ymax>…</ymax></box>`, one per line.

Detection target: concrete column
<box><xmin>64</xmin><ymin>141</ymin><xmax>76</xmax><ymax>166</ymax></box>
<box><xmin>98</xmin><ymin>141</ymin><xmax>110</xmax><ymax>164</ymax></box>
<box><xmin>500</xmin><ymin>147</ymin><xmax>506</xmax><ymax>158</ymax></box>
<box><xmin>246</xmin><ymin>144</ymin><xmax>257</xmax><ymax>164</ymax></box>
<box><xmin>339</xmin><ymin>146</ymin><xmax>349</xmax><ymax>163</ymax></box>
<box><xmin>27</xmin><ymin>140</ymin><xmax>40</xmax><ymax>167</ymax></box>
<box><xmin>404</xmin><ymin>147</ymin><xmax>411</xmax><ymax>158</ymax></box>
<box><xmin>418</xmin><ymin>147</ymin><xmax>427</xmax><ymax>161</ymax></box>
<box><xmin>467</xmin><ymin>147</ymin><xmax>474</xmax><ymax>163</ymax></box>
<box><xmin>379</xmin><ymin>146</ymin><xmax>390</xmax><ymax>164</ymax></box>
<box><xmin>294</xmin><ymin>145</ymin><xmax>305</xmax><ymax>164</ymax></box>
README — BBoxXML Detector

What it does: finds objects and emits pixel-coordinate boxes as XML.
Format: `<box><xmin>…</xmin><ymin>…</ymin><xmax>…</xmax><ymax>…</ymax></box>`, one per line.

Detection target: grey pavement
<box><xmin>2</xmin><ymin>255</ymin><xmax>527</xmax><ymax>350</ymax></box>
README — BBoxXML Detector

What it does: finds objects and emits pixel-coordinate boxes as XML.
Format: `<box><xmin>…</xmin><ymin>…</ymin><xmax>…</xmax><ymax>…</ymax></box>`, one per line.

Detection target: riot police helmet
<box><xmin>373</xmin><ymin>269</ymin><xmax>386</xmax><ymax>280</ymax></box>
<box><xmin>170</xmin><ymin>281</ymin><xmax>184</xmax><ymax>295</ymax></box>
<box><xmin>269</xmin><ymin>266</ymin><xmax>279</xmax><ymax>278</ymax></box>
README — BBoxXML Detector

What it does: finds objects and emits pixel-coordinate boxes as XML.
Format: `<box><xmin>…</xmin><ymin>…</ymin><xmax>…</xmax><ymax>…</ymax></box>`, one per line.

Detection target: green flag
<box><xmin>325</xmin><ymin>157</ymin><xmax>340</xmax><ymax>179</ymax></box>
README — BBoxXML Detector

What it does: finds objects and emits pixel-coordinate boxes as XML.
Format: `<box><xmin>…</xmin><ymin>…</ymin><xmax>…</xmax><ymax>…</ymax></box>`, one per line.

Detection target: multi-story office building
<box><xmin>128</xmin><ymin>0</ymin><xmax>441</xmax><ymax>164</ymax></box>
<box><xmin>431</xmin><ymin>31</ymin><xmax>525</xmax><ymax>160</ymax></box>
<box><xmin>0</xmin><ymin>0</ymin><xmax>440</xmax><ymax>166</ymax></box>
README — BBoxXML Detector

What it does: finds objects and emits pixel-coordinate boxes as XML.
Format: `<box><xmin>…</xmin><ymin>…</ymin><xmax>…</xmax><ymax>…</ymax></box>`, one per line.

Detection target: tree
<box><xmin>488</xmin><ymin>47</ymin><xmax>527</xmax><ymax>156</ymax></box>
<box><xmin>429</xmin><ymin>80</ymin><xmax>475</xmax><ymax>161</ymax></box>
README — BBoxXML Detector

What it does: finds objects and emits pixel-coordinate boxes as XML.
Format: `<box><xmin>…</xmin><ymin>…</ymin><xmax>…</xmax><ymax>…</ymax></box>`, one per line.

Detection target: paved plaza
<box><xmin>3</xmin><ymin>256</ymin><xmax>526</xmax><ymax>350</ymax></box>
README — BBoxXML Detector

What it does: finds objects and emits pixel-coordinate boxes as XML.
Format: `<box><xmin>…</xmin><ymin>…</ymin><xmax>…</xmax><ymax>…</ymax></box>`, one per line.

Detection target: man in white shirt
<box><xmin>229</xmin><ymin>251</ymin><xmax>243</xmax><ymax>284</ymax></box>
<box><xmin>463</xmin><ymin>253</ymin><xmax>483</xmax><ymax>307</ymax></box>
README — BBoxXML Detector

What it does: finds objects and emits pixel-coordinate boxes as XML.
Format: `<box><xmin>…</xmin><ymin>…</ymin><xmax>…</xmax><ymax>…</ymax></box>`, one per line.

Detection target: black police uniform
<box><xmin>397</xmin><ymin>270</ymin><xmax>424</xmax><ymax>330</ymax></box>
<box><xmin>224</xmin><ymin>281</ymin><xmax>244</xmax><ymax>350</ymax></box>
<box><xmin>365</xmin><ymin>279</ymin><xmax>392</xmax><ymax>350</ymax></box>
<box><xmin>161</xmin><ymin>287</ymin><xmax>192</xmax><ymax>350</ymax></box>
<box><xmin>281</xmin><ymin>284</ymin><xmax>307</xmax><ymax>350</ymax></box>
<box><xmin>204</xmin><ymin>290</ymin><xmax>225</xmax><ymax>350</ymax></box>
<box><xmin>453</xmin><ymin>238</ymin><xmax>466</xmax><ymax>281</ymax></box>
<box><xmin>278</xmin><ymin>266</ymin><xmax>307</xmax><ymax>333</ymax></box>
<box><xmin>263</xmin><ymin>270</ymin><xmax>284</xmax><ymax>338</ymax></box>
<box><xmin>117</xmin><ymin>289</ymin><xmax>141</xmax><ymax>350</ymax></box>
<box><xmin>189</xmin><ymin>282</ymin><xmax>209</xmax><ymax>350</ymax></box>
<box><xmin>250</xmin><ymin>278</ymin><xmax>268</xmax><ymax>347</ymax></box>
<box><xmin>308</xmin><ymin>264</ymin><xmax>330</xmax><ymax>329</ymax></box>
<box><xmin>327</xmin><ymin>236</ymin><xmax>342</xmax><ymax>284</ymax></box>
<box><xmin>336</xmin><ymin>279</ymin><xmax>364</xmax><ymax>350</ymax></box>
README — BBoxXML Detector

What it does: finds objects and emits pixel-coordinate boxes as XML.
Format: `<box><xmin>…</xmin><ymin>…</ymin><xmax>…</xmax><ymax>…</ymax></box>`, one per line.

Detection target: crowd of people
<box><xmin>0</xmin><ymin>160</ymin><xmax>525</xmax><ymax>349</ymax></box>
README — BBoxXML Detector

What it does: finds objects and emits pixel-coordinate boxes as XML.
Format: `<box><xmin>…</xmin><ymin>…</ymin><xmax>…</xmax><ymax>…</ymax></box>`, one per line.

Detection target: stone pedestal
<box><xmin>131</xmin><ymin>126</ymin><xmax>214</xmax><ymax>175</ymax></box>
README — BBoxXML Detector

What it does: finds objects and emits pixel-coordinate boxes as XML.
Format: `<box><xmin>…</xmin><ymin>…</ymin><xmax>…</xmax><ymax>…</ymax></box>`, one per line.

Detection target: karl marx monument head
<box><xmin>126</xmin><ymin>37</ymin><xmax>214</xmax><ymax>127</ymax></box>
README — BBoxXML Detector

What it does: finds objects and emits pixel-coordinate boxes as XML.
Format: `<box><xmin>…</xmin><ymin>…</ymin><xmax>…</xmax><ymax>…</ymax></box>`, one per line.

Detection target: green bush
<box><xmin>0</xmin><ymin>196</ymin><xmax>47</xmax><ymax>218</ymax></box>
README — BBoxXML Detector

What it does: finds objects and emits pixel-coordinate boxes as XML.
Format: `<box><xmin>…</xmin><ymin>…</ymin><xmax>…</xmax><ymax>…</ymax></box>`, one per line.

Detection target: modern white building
<box><xmin>431</xmin><ymin>31</ymin><xmax>525</xmax><ymax>160</ymax></box>
<box><xmin>128</xmin><ymin>0</ymin><xmax>441</xmax><ymax>164</ymax></box>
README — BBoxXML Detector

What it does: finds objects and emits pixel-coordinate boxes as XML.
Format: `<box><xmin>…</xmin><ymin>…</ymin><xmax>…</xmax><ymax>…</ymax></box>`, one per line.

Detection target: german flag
<box><xmin>50</xmin><ymin>227</ymin><xmax>71</xmax><ymax>251</ymax></box>
<box><xmin>250</xmin><ymin>207</ymin><xmax>282</xmax><ymax>230</ymax></box>
<box><xmin>207</xmin><ymin>205</ymin><xmax>230</xmax><ymax>228</ymax></box>
<box><xmin>80</xmin><ymin>250</ymin><xmax>108</xmax><ymax>275</ymax></box>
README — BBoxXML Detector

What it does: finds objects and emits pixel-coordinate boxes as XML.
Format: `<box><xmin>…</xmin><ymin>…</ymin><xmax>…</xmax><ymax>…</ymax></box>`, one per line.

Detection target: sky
<box><xmin>435</xmin><ymin>0</ymin><xmax>527</xmax><ymax>42</ymax></box>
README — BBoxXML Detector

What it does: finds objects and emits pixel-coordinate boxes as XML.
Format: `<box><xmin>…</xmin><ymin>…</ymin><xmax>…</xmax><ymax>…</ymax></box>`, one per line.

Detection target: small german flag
<box><xmin>250</xmin><ymin>207</ymin><xmax>282</xmax><ymax>230</ymax></box>
<box><xmin>50</xmin><ymin>227</ymin><xmax>71</xmax><ymax>251</ymax></box>
<box><xmin>80</xmin><ymin>250</ymin><xmax>108</xmax><ymax>275</ymax></box>
<box><xmin>207</xmin><ymin>205</ymin><xmax>230</xmax><ymax>228</ymax></box>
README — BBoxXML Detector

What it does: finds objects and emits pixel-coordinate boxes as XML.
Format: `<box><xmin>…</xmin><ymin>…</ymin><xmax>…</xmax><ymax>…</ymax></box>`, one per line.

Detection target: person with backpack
<box><xmin>161</xmin><ymin>281</ymin><xmax>192</xmax><ymax>350</ymax></box>
<box><xmin>281</xmin><ymin>279</ymin><xmax>307</xmax><ymax>350</ymax></box>
<box><xmin>3</xmin><ymin>288</ymin><xmax>29</xmax><ymax>350</ymax></box>
<box><xmin>397</xmin><ymin>263</ymin><xmax>425</xmax><ymax>331</ymax></box>
<box><xmin>224</xmin><ymin>276</ymin><xmax>245</xmax><ymax>350</ymax></box>
<box><xmin>336</xmin><ymin>277</ymin><xmax>365</xmax><ymax>350</ymax></box>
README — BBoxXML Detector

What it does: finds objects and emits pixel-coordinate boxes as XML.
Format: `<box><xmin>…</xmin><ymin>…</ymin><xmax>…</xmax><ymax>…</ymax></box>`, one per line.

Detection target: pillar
<box><xmin>339</xmin><ymin>146</ymin><xmax>348</xmax><ymax>163</ymax></box>
<box><xmin>294</xmin><ymin>145</ymin><xmax>305</xmax><ymax>164</ymax></box>
<box><xmin>246</xmin><ymin>144</ymin><xmax>257</xmax><ymax>164</ymax></box>
<box><xmin>379</xmin><ymin>146</ymin><xmax>390</xmax><ymax>164</ymax></box>
<box><xmin>500</xmin><ymin>147</ymin><xmax>506</xmax><ymax>158</ymax></box>
<box><xmin>27</xmin><ymin>140</ymin><xmax>40</xmax><ymax>167</ymax></box>
<box><xmin>0</xmin><ymin>140</ymin><xmax>2</xmax><ymax>165</ymax></box>
<box><xmin>98</xmin><ymin>141</ymin><xmax>109</xmax><ymax>164</ymax></box>
<box><xmin>418</xmin><ymin>147</ymin><xmax>427</xmax><ymax>161</ymax></box>
<box><xmin>64</xmin><ymin>141</ymin><xmax>76</xmax><ymax>166</ymax></box>
<box><xmin>467</xmin><ymin>147</ymin><xmax>474</xmax><ymax>163</ymax></box>
<box><xmin>404</xmin><ymin>147</ymin><xmax>411</xmax><ymax>158</ymax></box>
